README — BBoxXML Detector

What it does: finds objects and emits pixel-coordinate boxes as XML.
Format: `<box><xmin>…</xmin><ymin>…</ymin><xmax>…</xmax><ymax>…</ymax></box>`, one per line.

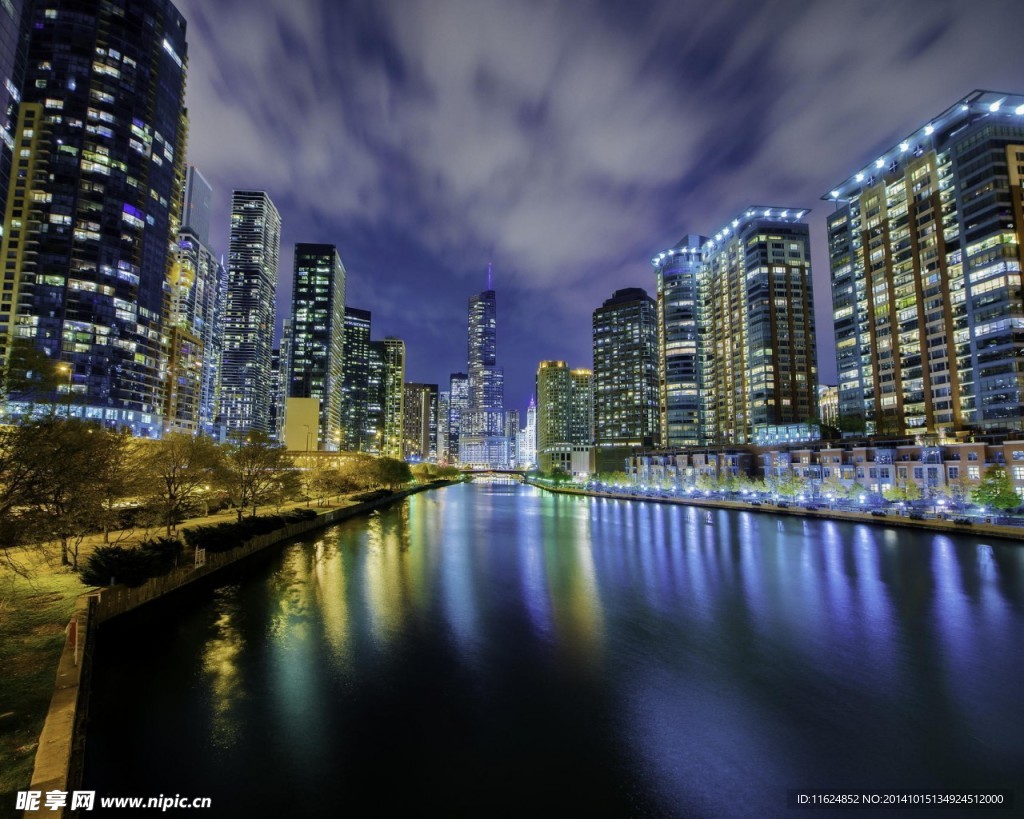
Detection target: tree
<box><xmin>14</xmin><ymin>419</ymin><xmax>124</xmax><ymax>569</ymax></box>
<box><xmin>370</xmin><ymin>457</ymin><xmax>413</xmax><ymax>491</ymax></box>
<box><xmin>971</xmin><ymin>466</ymin><xmax>1020</xmax><ymax>511</ymax></box>
<box><xmin>1</xmin><ymin>337</ymin><xmax>63</xmax><ymax>410</ymax></box>
<box><xmin>142</xmin><ymin>433</ymin><xmax>223</xmax><ymax>535</ymax></box>
<box><xmin>221</xmin><ymin>431</ymin><xmax>297</xmax><ymax>519</ymax></box>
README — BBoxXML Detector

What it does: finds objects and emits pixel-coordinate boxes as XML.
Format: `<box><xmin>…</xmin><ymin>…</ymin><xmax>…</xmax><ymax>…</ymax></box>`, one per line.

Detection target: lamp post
<box><xmin>56</xmin><ymin>362</ymin><xmax>72</xmax><ymax>417</ymax></box>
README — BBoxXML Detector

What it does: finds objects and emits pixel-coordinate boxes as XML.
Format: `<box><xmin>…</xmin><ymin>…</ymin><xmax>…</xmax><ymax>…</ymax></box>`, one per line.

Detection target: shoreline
<box><xmin>527</xmin><ymin>479</ymin><xmax>1024</xmax><ymax>544</ymax></box>
<box><xmin>20</xmin><ymin>480</ymin><xmax>454</xmax><ymax>819</ymax></box>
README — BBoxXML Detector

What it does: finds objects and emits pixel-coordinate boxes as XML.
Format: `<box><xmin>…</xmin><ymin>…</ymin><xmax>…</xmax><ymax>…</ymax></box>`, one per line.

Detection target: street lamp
<box><xmin>56</xmin><ymin>362</ymin><xmax>72</xmax><ymax>417</ymax></box>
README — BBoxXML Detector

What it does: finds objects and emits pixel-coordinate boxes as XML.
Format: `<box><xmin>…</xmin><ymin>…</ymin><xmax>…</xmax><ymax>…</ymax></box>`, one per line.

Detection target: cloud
<box><xmin>175</xmin><ymin>0</ymin><xmax>1024</xmax><ymax>397</ymax></box>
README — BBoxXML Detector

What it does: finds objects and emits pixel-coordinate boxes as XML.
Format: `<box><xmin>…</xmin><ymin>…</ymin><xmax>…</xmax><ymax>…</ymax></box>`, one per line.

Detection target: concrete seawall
<box><xmin>22</xmin><ymin>481</ymin><xmax>450</xmax><ymax>818</ymax></box>
<box><xmin>529</xmin><ymin>480</ymin><xmax>1024</xmax><ymax>543</ymax></box>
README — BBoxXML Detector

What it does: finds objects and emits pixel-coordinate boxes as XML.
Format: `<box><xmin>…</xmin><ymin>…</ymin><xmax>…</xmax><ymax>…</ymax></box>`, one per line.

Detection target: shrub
<box><xmin>139</xmin><ymin>536</ymin><xmax>183</xmax><ymax>576</ymax></box>
<box><xmin>81</xmin><ymin>545</ymin><xmax>154</xmax><ymax>588</ymax></box>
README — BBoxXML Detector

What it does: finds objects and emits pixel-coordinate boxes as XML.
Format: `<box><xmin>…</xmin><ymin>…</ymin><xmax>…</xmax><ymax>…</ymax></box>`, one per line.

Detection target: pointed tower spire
<box><xmin>487</xmin><ymin>261</ymin><xmax>493</xmax><ymax>290</ymax></box>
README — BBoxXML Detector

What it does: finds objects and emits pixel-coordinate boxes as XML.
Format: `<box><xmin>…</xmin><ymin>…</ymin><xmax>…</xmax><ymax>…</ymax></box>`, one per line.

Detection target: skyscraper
<box><xmin>367</xmin><ymin>340</ymin><xmax>385</xmax><ymax>454</ymax></box>
<box><xmin>592</xmin><ymin>288</ymin><xmax>659</xmax><ymax>473</ymax></box>
<box><xmin>220</xmin><ymin>191</ymin><xmax>281</xmax><ymax>437</ymax></box>
<box><xmin>287</xmin><ymin>243</ymin><xmax>345</xmax><ymax>450</ymax></box>
<box><xmin>701</xmin><ymin>209</ymin><xmax>817</xmax><ymax>446</ymax></box>
<box><xmin>341</xmin><ymin>307</ymin><xmax>371</xmax><ymax>451</ymax></box>
<box><xmin>826</xmin><ymin>90</ymin><xmax>1024</xmax><ymax>437</ymax></box>
<box><xmin>181</xmin><ymin>164</ymin><xmax>212</xmax><ymax>247</ymax></box>
<box><xmin>0</xmin><ymin>0</ymin><xmax>188</xmax><ymax>435</ymax></box>
<box><xmin>380</xmin><ymin>337</ymin><xmax>405</xmax><ymax>458</ymax></box>
<box><xmin>536</xmin><ymin>361</ymin><xmax>593</xmax><ymax>474</ymax></box>
<box><xmin>505</xmin><ymin>408</ymin><xmax>520</xmax><ymax>469</ymax></box>
<box><xmin>520</xmin><ymin>395</ymin><xmax>537</xmax><ymax>469</ymax></box>
<box><xmin>403</xmin><ymin>382</ymin><xmax>438</xmax><ymax>461</ymax></box>
<box><xmin>168</xmin><ymin>167</ymin><xmax>225</xmax><ymax>435</ymax></box>
<box><xmin>460</xmin><ymin>267</ymin><xmax>507</xmax><ymax>467</ymax></box>
<box><xmin>0</xmin><ymin>0</ymin><xmax>29</xmax><ymax>226</ymax></box>
<box><xmin>653</xmin><ymin>234</ymin><xmax>707</xmax><ymax>448</ymax></box>
<box><xmin>447</xmin><ymin>372</ymin><xmax>469</xmax><ymax>464</ymax></box>
<box><xmin>438</xmin><ymin>390</ymin><xmax>451</xmax><ymax>462</ymax></box>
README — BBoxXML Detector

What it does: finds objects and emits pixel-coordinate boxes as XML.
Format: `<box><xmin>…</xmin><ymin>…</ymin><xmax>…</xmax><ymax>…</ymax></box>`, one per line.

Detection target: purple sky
<box><xmin>175</xmin><ymin>0</ymin><xmax>1024</xmax><ymax>416</ymax></box>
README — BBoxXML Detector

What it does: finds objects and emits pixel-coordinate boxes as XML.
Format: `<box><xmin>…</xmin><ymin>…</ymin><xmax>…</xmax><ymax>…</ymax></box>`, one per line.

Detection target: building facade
<box><xmin>220</xmin><ymin>190</ymin><xmax>281</xmax><ymax>437</ymax></box>
<box><xmin>592</xmin><ymin>288</ymin><xmax>659</xmax><ymax>473</ymax></box>
<box><xmin>287</xmin><ymin>243</ymin><xmax>345</xmax><ymax>450</ymax></box>
<box><xmin>341</xmin><ymin>307</ymin><xmax>371</xmax><ymax>451</ymax></box>
<box><xmin>0</xmin><ymin>0</ymin><xmax>188</xmax><ymax>435</ymax></box>
<box><xmin>380</xmin><ymin>336</ymin><xmax>405</xmax><ymax>459</ymax></box>
<box><xmin>701</xmin><ymin>208</ymin><xmax>817</xmax><ymax>445</ymax></box>
<box><xmin>536</xmin><ymin>360</ymin><xmax>593</xmax><ymax>475</ymax></box>
<box><xmin>460</xmin><ymin>275</ymin><xmax>508</xmax><ymax>467</ymax></box>
<box><xmin>827</xmin><ymin>90</ymin><xmax>1024</xmax><ymax>438</ymax></box>
<box><xmin>403</xmin><ymin>382</ymin><xmax>438</xmax><ymax>461</ymax></box>
<box><xmin>167</xmin><ymin>167</ymin><xmax>225</xmax><ymax>435</ymax></box>
<box><xmin>653</xmin><ymin>234</ymin><xmax>707</xmax><ymax>448</ymax></box>
<box><xmin>447</xmin><ymin>371</ymin><xmax>468</xmax><ymax>464</ymax></box>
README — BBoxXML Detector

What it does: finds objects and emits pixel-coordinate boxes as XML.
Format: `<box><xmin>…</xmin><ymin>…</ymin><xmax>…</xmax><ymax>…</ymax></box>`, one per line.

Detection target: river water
<box><xmin>83</xmin><ymin>483</ymin><xmax>1024</xmax><ymax>817</ymax></box>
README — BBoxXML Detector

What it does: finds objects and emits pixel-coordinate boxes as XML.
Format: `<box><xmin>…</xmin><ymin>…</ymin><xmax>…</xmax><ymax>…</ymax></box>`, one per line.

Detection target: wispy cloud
<box><xmin>176</xmin><ymin>0</ymin><xmax>1024</xmax><ymax>400</ymax></box>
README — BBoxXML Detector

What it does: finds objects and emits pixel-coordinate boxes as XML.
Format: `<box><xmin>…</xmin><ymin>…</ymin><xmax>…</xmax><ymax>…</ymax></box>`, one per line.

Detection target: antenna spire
<box><xmin>487</xmin><ymin>261</ymin><xmax>493</xmax><ymax>290</ymax></box>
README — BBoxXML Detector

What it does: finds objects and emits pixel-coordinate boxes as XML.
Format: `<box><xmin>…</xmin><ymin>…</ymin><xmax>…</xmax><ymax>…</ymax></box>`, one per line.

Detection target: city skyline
<box><xmin>174</xmin><ymin>0</ymin><xmax>1024</xmax><ymax>412</ymax></box>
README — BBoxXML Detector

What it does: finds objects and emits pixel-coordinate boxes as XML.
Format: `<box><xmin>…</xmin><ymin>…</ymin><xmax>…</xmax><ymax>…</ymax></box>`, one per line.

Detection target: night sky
<box><xmin>175</xmin><ymin>0</ymin><xmax>1024</xmax><ymax>416</ymax></box>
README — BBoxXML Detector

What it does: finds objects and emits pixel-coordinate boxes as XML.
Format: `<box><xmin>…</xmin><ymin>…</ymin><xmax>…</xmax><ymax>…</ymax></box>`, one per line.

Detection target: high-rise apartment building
<box><xmin>826</xmin><ymin>90</ymin><xmax>1024</xmax><ymax>436</ymax></box>
<box><xmin>0</xmin><ymin>0</ymin><xmax>188</xmax><ymax>435</ymax></box>
<box><xmin>380</xmin><ymin>337</ymin><xmax>405</xmax><ymax>458</ymax></box>
<box><xmin>438</xmin><ymin>390</ymin><xmax>451</xmax><ymax>462</ymax></box>
<box><xmin>287</xmin><ymin>243</ymin><xmax>345</xmax><ymax>450</ymax></box>
<box><xmin>403</xmin><ymin>382</ymin><xmax>438</xmax><ymax>461</ymax></box>
<box><xmin>0</xmin><ymin>0</ymin><xmax>29</xmax><ymax>227</ymax></box>
<box><xmin>536</xmin><ymin>361</ymin><xmax>593</xmax><ymax>474</ymax></box>
<box><xmin>653</xmin><ymin>234</ymin><xmax>707</xmax><ymax>448</ymax></box>
<box><xmin>167</xmin><ymin>167</ymin><xmax>225</xmax><ymax>436</ymax></box>
<box><xmin>341</xmin><ymin>307</ymin><xmax>371</xmax><ymax>451</ymax></box>
<box><xmin>220</xmin><ymin>191</ymin><xmax>281</xmax><ymax>437</ymax></box>
<box><xmin>447</xmin><ymin>372</ymin><xmax>469</xmax><ymax>464</ymax></box>
<box><xmin>701</xmin><ymin>208</ymin><xmax>817</xmax><ymax>445</ymax></box>
<box><xmin>366</xmin><ymin>340</ymin><xmax>385</xmax><ymax>454</ymax></box>
<box><xmin>505</xmin><ymin>408</ymin><xmax>520</xmax><ymax>469</ymax></box>
<box><xmin>460</xmin><ymin>271</ymin><xmax>507</xmax><ymax>467</ymax></box>
<box><xmin>592</xmin><ymin>288</ymin><xmax>658</xmax><ymax>473</ymax></box>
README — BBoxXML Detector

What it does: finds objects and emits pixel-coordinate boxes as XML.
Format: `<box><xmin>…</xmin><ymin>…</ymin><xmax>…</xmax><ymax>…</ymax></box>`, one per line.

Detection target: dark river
<box><xmin>83</xmin><ymin>483</ymin><xmax>1024</xmax><ymax>817</ymax></box>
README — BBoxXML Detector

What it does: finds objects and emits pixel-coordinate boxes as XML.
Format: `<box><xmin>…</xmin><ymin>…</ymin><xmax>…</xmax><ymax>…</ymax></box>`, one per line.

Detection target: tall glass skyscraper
<box><xmin>287</xmin><ymin>243</ymin><xmax>345</xmax><ymax>450</ymax></box>
<box><xmin>653</xmin><ymin>234</ymin><xmax>706</xmax><ymax>448</ymax></box>
<box><xmin>341</xmin><ymin>306</ymin><xmax>371</xmax><ymax>451</ymax></box>
<box><xmin>592</xmin><ymin>288</ymin><xmax>658</xmax><ymax>472</ymax></box>
<box><xmin>168</xmin><ymin>167</ymin><xmax>225</xmax><ymax>435</ymax></box>
<box><xmin>827</xmin><ymin>90</ymin><xmax>1024</xmax><ymax>437</ymax></box>
<box><xmin>460</xmin><ymin>266</ymin><xmax>507</xmax><ymax>467</ymax></box>
<box><xmin>447</xmin><ymin>371</ymin><xmax>468</xmax><ymax>464</ymax></box>
<box><xmin>380</xmin><ymin>336</ymin><xmax>405</xmax><ymax>458</ymax></box>
<box><xmin>221</xmin><ymin>190</ymin><xmax>281</xmax><ymax>437</ymax></box>
<box><xmin>0</xmin><ymin>0</ymin><xmax>188</xmax><ymax>435</ymax></box>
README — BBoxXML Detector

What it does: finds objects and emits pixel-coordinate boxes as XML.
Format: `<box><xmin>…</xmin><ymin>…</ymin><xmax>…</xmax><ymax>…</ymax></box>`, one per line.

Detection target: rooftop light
<box><xmin>924</xmin><ymin>124</ymin><xmax>934</xmax><ymax>135</ymax></box>
<box><xmin>830</xmin><ymin>189</ymin><xmax>840</xmax><ymax>199</ymax></box>
<box><xmin>899</xmin><ymin>141</ymin><xmax>909</xmax><ymax>152</ymax></box>
<box><xmin>763</xmin><ymin>208</ymin><xmax>771</xmax><ymax>216</ymax></box>
<box><xmin>1016</xmin><ymin>103</ymin><xmax>1024</xmax><ymax>115</ymax></box>
<box><xmin>989</xmin><ymin>100</ymin><xmax>1002</xmax><ymax>112</ymax></box>
<box><xmin>855</xmin><ymin>173</ymin><xmax>864</xmax><ymax>182</ymax></box>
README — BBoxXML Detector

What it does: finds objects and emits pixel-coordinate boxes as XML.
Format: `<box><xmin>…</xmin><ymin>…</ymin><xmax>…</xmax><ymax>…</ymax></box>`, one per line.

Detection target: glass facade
<box><xmin>341</xmin><ymin>306</ymin><xmax>371</xmax><ymax>451</ymax></box>
<box><xmin>221</xmin><ymin>190</ymin><xmax>281</xmax><ymax>437</ymax></box>
<box><xmin>653</xmin><ymin>234</ymin><xmax>706</xmax><ymax>447</ymax></box>
<box><xmin>0</xmin><ymin>0</ymin><xmax>188</xmax><ymax>435</ymax></box>
<box><xmin>287</xmin><ymin>243</ymin><xmax>345</xmax><ymax>450</ymax></box>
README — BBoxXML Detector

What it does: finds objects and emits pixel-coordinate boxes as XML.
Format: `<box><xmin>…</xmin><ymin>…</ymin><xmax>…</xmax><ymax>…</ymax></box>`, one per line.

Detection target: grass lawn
<box><xmin>0</xmin><ymin>554</ymin><xmax>84</xmax><ymax>819</ymax></box>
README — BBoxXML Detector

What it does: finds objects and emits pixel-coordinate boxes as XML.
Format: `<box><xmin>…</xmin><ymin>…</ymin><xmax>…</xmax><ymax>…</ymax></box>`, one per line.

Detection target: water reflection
<box><xmin>87</xmin><ymin>484</ymin><xmax>1024</xmax><ymax>816</ymax></box>
<box><xmin>200</xmin><ymin>586</ymin><xmax>245</xmax><ymax>749</ymax></box>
